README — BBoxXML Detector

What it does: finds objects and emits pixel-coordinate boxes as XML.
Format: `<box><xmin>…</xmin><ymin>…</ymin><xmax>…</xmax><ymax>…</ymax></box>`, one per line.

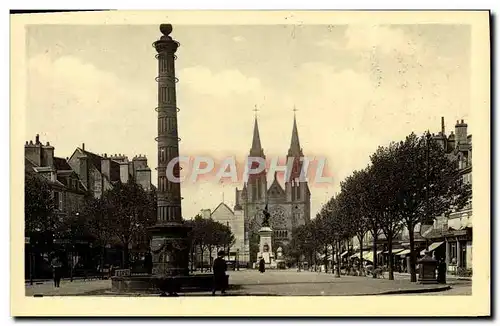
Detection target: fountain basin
<box><xmin>111</xmin><ymin>274</ymin><xmax>229</xmax><ymax>294</ymax></box>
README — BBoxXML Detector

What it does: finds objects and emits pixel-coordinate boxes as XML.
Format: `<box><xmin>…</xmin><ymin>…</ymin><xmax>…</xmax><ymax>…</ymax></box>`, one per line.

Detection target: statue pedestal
<box><xmin>256</xmin><ymin>226</ymin><xmax>277</xmax><ymax>269</ymax></box>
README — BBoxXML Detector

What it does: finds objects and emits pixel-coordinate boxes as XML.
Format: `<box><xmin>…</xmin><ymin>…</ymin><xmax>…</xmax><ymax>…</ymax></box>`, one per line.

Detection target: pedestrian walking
<box><xmin>144</xmin><ymin>250</ymin><xmax>153</xmax><ymax>275</ymax></box>
<box><xmin>259</xmin><ymin>258</ymin><xmax>265</xmax><ymax>273</ymax></box>
<box><xmin>212</xmin><ymin>250</ymin><xmax>227</xmax><ymax>295</ymax></box>
<box><xmin>437</xmin><ymin>258</ymin><xmax>447</xmax><ymax>284</ymax></box>
<box><xmin>51</xmin><ymin>255</ymin><xmax>62</xmax><ymax>288</ymax></box>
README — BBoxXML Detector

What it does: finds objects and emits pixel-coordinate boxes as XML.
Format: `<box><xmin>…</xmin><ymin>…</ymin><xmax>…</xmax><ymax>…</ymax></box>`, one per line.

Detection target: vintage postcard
<box><xmin>10</xmin><ymin>10</ymin><xmax>490</xmax><ymax>317</ymax></box>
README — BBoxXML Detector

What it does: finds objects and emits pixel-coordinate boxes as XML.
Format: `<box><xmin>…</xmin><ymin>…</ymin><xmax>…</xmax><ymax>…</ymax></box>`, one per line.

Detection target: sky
<box><xmin>25</xmin><ymin>24</ymin><xmax>471</xmax><ymax>219</ymax></box>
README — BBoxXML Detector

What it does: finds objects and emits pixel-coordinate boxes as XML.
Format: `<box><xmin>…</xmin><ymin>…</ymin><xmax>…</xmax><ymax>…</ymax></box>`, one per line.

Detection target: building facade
<box><xmin>25</xmin><ymin>135</ymin><xmax>87</xmax><ymax>222</ymax></box>
<box><xmin>67</xmin><ymin>143</ymin><xmax>152</xmax><ymax>198</ymax></box>
<box><xmin>25</xmin><ymin>135</ymin><xmax>87</xmax><ymax>279</ymax></box>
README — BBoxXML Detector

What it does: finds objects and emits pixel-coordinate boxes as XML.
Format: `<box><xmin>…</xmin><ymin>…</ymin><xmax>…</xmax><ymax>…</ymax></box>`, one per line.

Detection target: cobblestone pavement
<box><xmin>25</xmin><ymin>269</ymin><xmax>470</xmax><ymax>296</ymax></box>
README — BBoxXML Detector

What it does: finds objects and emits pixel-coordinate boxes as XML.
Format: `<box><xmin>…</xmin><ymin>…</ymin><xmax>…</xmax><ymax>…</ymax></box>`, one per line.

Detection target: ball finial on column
<box><xmin>160</xmin><ymin>24</ymin><xmax>173</xmax><ymax>36</ymax></box>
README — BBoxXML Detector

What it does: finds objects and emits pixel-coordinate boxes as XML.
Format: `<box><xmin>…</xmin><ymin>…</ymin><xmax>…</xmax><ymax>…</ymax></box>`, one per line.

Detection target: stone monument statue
<box><xmin>257</xmin><ymin>203</ymin><xmax>277</xmax><ymax>269</ymax></box>
<box><xmin>262</xmin><ymin>203</ymin><xmax>271</xmax><ymax>227</ymax></box>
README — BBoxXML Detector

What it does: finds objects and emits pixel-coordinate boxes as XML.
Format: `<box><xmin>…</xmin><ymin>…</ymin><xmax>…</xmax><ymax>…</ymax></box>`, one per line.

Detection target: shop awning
<box><xmin>364</xmin><ymin>252</ymin><xmax>374</xmax><ymax>262</ymax></box>
<box><xmin>362</xmin><ymin>250</ymin><xmax>383</xmax><ymax>262</ymax></box>
<box><xmin>350</xmin><ymin>251</ymin><xmax>370</xmax><ymax>259</ymax></box>
<box><xmin>420</xmin><ymin>241</ymin><xmax>444</xmax><ymax>255</ymax></box>
<box><xmin>383</xmin><ymin>248</ymin><xmax>404</xmax><ymax>254</ymax></box>
<box><xmin>397</xmin><ymin>249</ymin><xmax>411</xmax><ymax>256</ymax></box>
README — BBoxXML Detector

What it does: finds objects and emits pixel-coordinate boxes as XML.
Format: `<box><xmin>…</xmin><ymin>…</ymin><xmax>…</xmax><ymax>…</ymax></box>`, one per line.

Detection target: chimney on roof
<box><xmin>82</xmin><ymin>143</ymin><xmax>85</xmax><ymax>151</ymax></box>
<box><xmin>101</xmin><ymin>155</ymin><xmax>111</xmax><ymax>180</ymax></box>
<box><xmin>455</xmin><ymin>119</ymin><xmax>468</xmax><ymax>148</ymax></box>
<box><xmin>104</xmin><ymin>153</ymin><xmax>107</xmax><ymax>158</ymax></box>
<box><xmin>35</xmin><ymin>134</ymin><xmax>40</xmax><ymax>144</ymax></box>
<box><xmin>441</xmin><ymin>117</ymin><xmax>445</xmax><ymax>135</ymax></box>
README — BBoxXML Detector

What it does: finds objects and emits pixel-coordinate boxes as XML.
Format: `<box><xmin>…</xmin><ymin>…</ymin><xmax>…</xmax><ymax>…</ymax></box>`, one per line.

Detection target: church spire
<box><xmin>288</xmin><ymin>108</ymin><xmax>302</xmax><ymax>157</ymax></box>
<box><xmin>250</xmin><ymin>106</ymin><xmax>264</xmax><ymax>157</ymax></box>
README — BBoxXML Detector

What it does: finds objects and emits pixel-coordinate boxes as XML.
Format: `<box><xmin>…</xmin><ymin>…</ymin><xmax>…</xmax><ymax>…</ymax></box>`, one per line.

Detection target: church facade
<box><xmin>237</xmin><ymin>115</ymin><xmax>311</xmax><ymax>262</ymax></box>
<box><xmin>206</xmin><ymin>115</ymin><xmax>311</xmax><ymax>264</ymax></box>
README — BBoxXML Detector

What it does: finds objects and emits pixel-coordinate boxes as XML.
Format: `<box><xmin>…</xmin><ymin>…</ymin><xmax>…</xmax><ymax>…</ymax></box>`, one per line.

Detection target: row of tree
<box><xmin>25</xmin><ymin>174</ymin><xmax>236</xmax><ymax>272</ymax></box>
<box><xmin>186</xmin><ymin>215</ymin><xmax>235</xmax><ymax>271</ymax></box>
<box><xmin>289</xmin><ymin>132</ymin><xmax>471</xmax><ymax>281</ymax></box>
<box><xmin>25</xmin><ymin>176</ymin><xmax>156</xmax><ymax>269</ymax></box>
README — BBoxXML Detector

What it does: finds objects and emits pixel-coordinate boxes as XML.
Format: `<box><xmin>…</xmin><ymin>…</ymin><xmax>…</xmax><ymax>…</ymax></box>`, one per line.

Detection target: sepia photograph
<box><xmin>10</xmin><ymin>10</ymin><xmax>491</xmax><ymax>317</ymax></box>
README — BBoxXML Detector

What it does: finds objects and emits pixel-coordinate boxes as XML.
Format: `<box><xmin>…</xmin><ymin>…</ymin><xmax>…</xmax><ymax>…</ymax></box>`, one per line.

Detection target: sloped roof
<box><xmin>81</xmin><ymin>149</ymin><xmax>103</xmax><ymax>172</ymax></box>
<box><xmin>212</xmin><ymin>202</ymin><xmax>235</xmax><ymax>216</ymax></box>
<box><xmin>25</xmin><ymin>157</ymin><xmax>37</xmax><ymax>173</ymax></box>
<box><xmin>54</xmin><ymin>157</ymin><xmax>72</xmax><ymax>171</ymax></box>
<box><xmin>109</xmin><ymin>160</ymin><xmax>121</xmax><ymax>182</ymax></box>
<box><xmin>267</xmin><ymin>176</ymin><xmax>285</xmax><ymax>198</ymax></box>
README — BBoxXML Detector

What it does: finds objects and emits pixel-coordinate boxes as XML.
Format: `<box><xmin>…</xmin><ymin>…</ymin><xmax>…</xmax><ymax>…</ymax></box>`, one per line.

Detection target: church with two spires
<box><xmin>201</xmin><ymin>113</ymin><xmax>311</xmax><ymax>265</ymax></box>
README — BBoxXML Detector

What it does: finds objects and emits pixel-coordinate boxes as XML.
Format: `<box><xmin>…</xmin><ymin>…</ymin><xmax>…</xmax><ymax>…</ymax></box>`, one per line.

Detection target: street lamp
<box><xmin>69</xmin><ymin>212</ymin><xmax>80</xmax><ymax>282</ymax></box>
<box><xmin>419</xmin><ymin>131</ymin><xmax>436</xmax><ymax>255</ymax></box>
<box><xmin>416</xmin><ymin>131</ymin><xmax>438</xmax><ymax>284</ymax></box>
<box><xmin>236</xmin><ymin>249</ymin><xmax>240</xmax><ymax>271</ymax></box>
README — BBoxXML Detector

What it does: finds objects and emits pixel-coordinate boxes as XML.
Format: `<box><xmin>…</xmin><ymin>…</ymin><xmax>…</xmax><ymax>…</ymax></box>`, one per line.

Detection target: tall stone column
<box><xmin>456</xmin><ymin>239</ymin><xmax>462</xmax><ymax>268</ymax></box>
<box><xmin>149</xmin><ymin>24</ymin><xmax>190</xmax><ymax>277</ymax></box>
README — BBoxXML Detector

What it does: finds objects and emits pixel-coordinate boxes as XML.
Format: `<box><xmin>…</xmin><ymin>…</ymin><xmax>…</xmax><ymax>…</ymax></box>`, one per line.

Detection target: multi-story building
<box><xmin>25</xmin><ymin>134</ymin><xmax>87</xmax><ymax>223</ymax></box>
<box><xmin>421</xmin><ymin>118</ymin><xmax>473</xmax><ymax>272</ymax></box>
<box><xmin>25</xmin><ymin>135</ymin><xmax>87</xmax><ymax>279</ymax></box>
<box><xmin>67</xmin><ymin>143</ymin><xmax>152</xmax><ymax>198</ymax></box>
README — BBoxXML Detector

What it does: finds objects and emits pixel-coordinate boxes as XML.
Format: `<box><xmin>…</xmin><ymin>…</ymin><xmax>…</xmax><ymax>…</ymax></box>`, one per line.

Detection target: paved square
<box><xmin>25</xmin><ymin>269</ymin><xmax>471</xmax><ymax>296</ymax></box>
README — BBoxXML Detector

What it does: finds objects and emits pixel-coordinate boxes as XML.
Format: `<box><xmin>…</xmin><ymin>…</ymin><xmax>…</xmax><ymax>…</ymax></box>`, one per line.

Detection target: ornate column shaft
<box><xmin>150</xmin><ymin>24</ymin><xmax>190</xmax><ymax>277</ymax></box>
<box><xmin>154</xmin><ymin>24</ymin><xmax>182</xmax><ymax>224</ymax></box>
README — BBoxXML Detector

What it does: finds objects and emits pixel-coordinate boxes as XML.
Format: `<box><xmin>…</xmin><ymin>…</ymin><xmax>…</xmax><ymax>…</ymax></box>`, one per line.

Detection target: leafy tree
<box><xmin>310</xmin><ymin>213</ymin><xmax>330</xmax><ymax>273</ymax></box>
<box><xmin>105</xmin><ymin>180</ymin><xmax>156</xmax><ymax>268</ymax></box>
<box><xmin>82</xmin><ymin>195</ymin><xmax>115</xmax><ymax>272</ymax></box>
<box><xmin>283</xmin><ymin>240</ymin><xmax>301</xmax><ymax>268</ymax></box>
<box><xmin>391</xmin><ymin>133</ymin><xmax>471</xmax><ymax>282</ymax></box>
<box><xmin>211</xmin><ymin>221</ymin><xmax>236</xmax><ymax>255</ymax></box>
<box><xmin>188</xmin><ymin>216</ymin><xmax>236</xmax><ymax>271</ymax></box>
<box><xmin>55</xmin><ymin>210</ymin><xmax>88</xmax><ymax>280</ymax></box>
<box><xmin>370</xmin><ymin>145</ymin><xmax>405</xmax><ymax>280</ymax></box>
<box><xmin>337</xmin><ymin>170</ymin><xmax>370</xmax><ymax>274</ymax></box>
<box><xmin>289</xmin><ymin>223</ymin><xmax>316</xmax><ymax>268</ymax></box>
<box><xmin>186</xmin><ymin>215</ymin><xmax>209</xmax><ymax>271</ymax></box>
<box><xmin>25</xmin><ymin>173</ymin><xmax>55</xmax><ymax>235</ymax></box>
<box><xmin>362</xmin><ymin>167</ymin><xmax>383</xmax><ymax>275</ymax></box>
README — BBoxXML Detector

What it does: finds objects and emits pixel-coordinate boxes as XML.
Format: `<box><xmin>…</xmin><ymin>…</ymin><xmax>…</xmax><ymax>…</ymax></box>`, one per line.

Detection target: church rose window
<box><xmin>270</xmin><ymin>206</ymin><xmax>287</xmax><ymax>229</ymax></box>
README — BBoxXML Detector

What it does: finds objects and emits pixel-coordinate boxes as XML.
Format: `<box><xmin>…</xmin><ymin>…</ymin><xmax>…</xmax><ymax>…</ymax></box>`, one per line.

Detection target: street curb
<box><xmin>375</xmin><ymin>285</ymin><xmax>452</xmax><ymax>295</ymax></box>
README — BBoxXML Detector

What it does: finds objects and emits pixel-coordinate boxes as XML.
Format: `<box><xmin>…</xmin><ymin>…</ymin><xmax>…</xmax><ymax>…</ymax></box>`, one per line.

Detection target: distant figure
<box><xmin>262</xmin><ymin>203</ymin><xmax>271</xmax><ymax>227</ymax></box>
<box><xmin>212</xmin><ymin>251</ymin><xmax>227</xmax><ymax>295</ymax></box>
<box><xmin>51</xmin><ymin>256</ymin><xmax>62</xmax><ymax>288</ymax></box>
<box><xmin>259</xmin><ymin>258</ymin><xmax>266</xmax><ymax>273</ymax></box>
<box><xmin>144</xmin><ymin>250</ymin><xmax>153</xmax><ymax>275</ymax></box>
<box><xmin>437</xmin><ymin>258</ymin><xmax>447</xmax><ymax>284</ymax></box>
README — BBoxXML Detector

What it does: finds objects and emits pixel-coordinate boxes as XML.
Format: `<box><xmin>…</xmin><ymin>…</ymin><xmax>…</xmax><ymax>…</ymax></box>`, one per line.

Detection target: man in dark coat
<box><xmin>212</xmin><ymin>251</ymin><xmax>227</xmax><ymax>295</ymax></box>
<box><xmin>51</xmin><ymin>255</ymin><xmax>62</xmax><ymax>288</ymax></box>
<box><xmin>144</xmin><ymin>250</ymin><xmax>153</xmax><ymax>275</ymax></box>
<box><xmin>259</xmin><ymin>258</ymin><xmax>266</xmax><ymax>273</ymax></box>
